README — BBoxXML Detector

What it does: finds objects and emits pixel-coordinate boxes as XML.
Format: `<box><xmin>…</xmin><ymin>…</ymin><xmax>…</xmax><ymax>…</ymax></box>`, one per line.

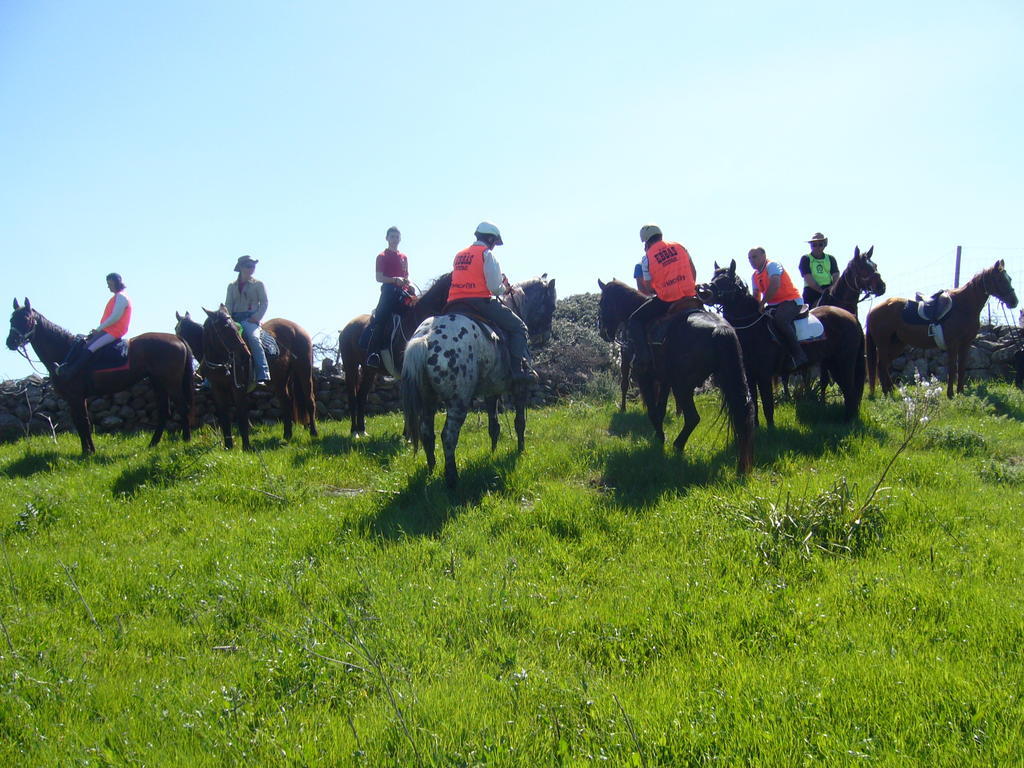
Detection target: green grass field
<box><xmin>2</xmin><ymin>382</ymin><xmax>1023</xmax><ymax>766</ymax></box>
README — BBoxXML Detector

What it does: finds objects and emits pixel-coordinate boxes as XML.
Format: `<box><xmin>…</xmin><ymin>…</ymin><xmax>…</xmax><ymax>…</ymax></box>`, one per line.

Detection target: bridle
<box><xmin>8</xmin><ymin>310</ymin><xmax>50</xmax><ymax>374</ymax></box>
<box><xmin>204</xmin><ymin>316</ymin><xmax>250</xmax><ymax>389</ymax></box>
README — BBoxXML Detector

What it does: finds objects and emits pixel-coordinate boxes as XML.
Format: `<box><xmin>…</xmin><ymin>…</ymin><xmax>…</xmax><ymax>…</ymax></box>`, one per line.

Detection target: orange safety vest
<box><xmin>646</xmin><ymin>241</ymin><xmax>696</xmax><ymax>302</ymax></box>
<box><xmin>100</xmin><ymin>293</ymin><xmax>132</xmax><ymax>339</ymax></box>
<box><xmin>753</xmin><ymin>263</ymin><xmax>800</xmax><ymax>304</ymax></box>
<box><xmin>447</xmin><ymin>244</ymin><xmax>492</xmax><ymax>301</ymax></box>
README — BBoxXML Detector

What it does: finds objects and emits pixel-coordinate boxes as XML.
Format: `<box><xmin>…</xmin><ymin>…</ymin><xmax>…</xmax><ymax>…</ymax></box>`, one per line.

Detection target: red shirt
<box><xmin>376</xmin><ymin>249</ymin><xmax>408</xmax><ymax>279</ymax></box>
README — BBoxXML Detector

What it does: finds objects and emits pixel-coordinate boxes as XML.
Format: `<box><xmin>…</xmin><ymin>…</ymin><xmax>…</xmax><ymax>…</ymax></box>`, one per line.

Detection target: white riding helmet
<box><xmin>639</xmin><ymin>224</ymin><xmax>662</xmax><ymax>243</ymax></box>
<box><xmin>475</xmin><ymin>221</ymin><xmax>504</xmax><ymax>246</ymax></box>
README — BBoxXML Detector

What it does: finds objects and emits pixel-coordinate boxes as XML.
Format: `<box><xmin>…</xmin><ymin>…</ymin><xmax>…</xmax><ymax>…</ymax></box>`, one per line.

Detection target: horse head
<box><xmin>203</xmin><ymin>305</ymin><xmax>250</xmax><ymax>362</ymax></box>
<box><xmin>7</xmin><ymin>298</ymin><xmax>37</xmax><ymax>351</ymax></box>
<box><xmin>597</xmin><ymin>278</ymin><xmax>644</xmax><ymax>342</ymax></box>
<box><xmin>698</xmin><ymin>260</ymin><xmax>747</xmax><ymax>307</ymax></box>
<box><xmin>988</xmin><ymin>260</ymin><xmax>1019</xmax><ymax>308</ymax></box>
<box><xmin>850</xmin><ymin>246</ymin><xmax>886</xmax><ymax>297</ymax></box>
<box><xmin>174</xmin><ymin>310</ymin><xmax>204</xmax><ymax>358</ymax></box>
<box><xmin>515</xmin><ymin>273</ymin><xmax>557</xmax><ymax>345</ymax></box>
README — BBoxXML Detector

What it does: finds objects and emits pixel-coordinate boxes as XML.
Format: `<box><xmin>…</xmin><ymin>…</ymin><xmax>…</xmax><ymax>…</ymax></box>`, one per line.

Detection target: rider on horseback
<box><xmin>225</xmin><ymin>255</ymin><xmax>270</xmax><ymax>388</ymax></box>
<box><xmin>749</xmin><ymin>246</ymin><xmax>809</xmax><ymax>368</ymax></box>
<box><xmin>446</xmin><ymin>221</ymin><xmax>537</xmax><ymax>384</ymax></box>
<box><xmin>627</xmin><ymin>224</ymin><xmax>698</xmax><ymax>369</ymax></box>
<box><xmin>798</xmin><ymin>232</ymin><xmax>839</xmax><ymax>306</ymax></box>
<box><xmin>56</xmin><ymin>272</ymin><xmax>132</xmax><ymax>380</ymax></box>
<box><xmin>366</xmin><ymin>226</ymin><xmax>412</xmax><ymax>369</ymax></box>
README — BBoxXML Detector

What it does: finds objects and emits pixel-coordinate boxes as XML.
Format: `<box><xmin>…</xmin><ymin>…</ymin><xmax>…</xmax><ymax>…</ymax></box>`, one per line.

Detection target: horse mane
<box><xmin>604</xmin><ymin>278</ymin><xmax>643</xmax><ymax>300</ymax></box>
<box><xmin>957</xmin><ymin>261</ymin><xmax>1003</xmax><ymax>295</ymax></box>
<box><xmin>418</xmin><ymin>272</ymin><xmax>454</xmax><ymax>310</ymax></box>
<box><xmin>24</xmin><ymin>308</ymin><xmax>78</xmax><ymax>346</ymax></box>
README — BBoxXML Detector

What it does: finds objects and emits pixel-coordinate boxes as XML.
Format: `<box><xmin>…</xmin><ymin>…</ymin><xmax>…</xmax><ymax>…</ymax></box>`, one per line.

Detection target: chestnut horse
<box><xmin>175</xmin><ymin>308</ymin><xmax>317</xmax><ymax>450</ymax></box>
<box><xmin>338</xmin><ymin>272</ymin><xmax>453</xmax><ymax>437</ymax></box>
<box><xmin>866</xmin><ymin>260</ymin><xmax>1018</xmax><ymax>398</ymax></box>
<box><xmin>7</xmin><ymin>298</ymin><xmax>193</xmax><ymax>454</ymax></box>
<box><xmin>597</xmin><ymin>279</ymin><xmax>755</xmax><ymax>475</ymax></box>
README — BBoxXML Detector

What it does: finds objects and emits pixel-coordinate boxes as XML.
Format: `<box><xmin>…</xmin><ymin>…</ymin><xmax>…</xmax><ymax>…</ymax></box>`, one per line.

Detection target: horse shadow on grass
<box><xmin>364</xmin><ymin>451</ymin><xmax>521</xmax><ymax>539</ymax></box>
<box><xmin>599</xmin><ymin>441</ymin><xmax>741</xmax><ymax>509</ymax></box>
<box><xmin>3</xmin><ymin>449</ymin><xmax>61</xmax><ymax>478</ymax></box>
<box><xmin>607</xmin><ymin>409</ymin><xmax>657</xmax><ymax>439</ymax></box>
<box><xmin>291</xmin><ymin>432</ymin><xmax>406</xmax><ymax>467</ymax></box>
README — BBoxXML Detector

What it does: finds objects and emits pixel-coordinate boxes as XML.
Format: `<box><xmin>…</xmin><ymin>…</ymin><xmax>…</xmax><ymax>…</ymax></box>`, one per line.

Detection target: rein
<box><xmin>205</xmin><ymin>321</ymin><xmax>248</xmax><ymax>390</ymax></box>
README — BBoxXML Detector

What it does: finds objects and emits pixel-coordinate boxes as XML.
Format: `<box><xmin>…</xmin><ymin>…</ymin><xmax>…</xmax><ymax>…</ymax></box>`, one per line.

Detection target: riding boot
<box><xmin>57</xmin><ymin>349</ymin><xmax>94</xmax><ymax>380</ymax></box>
<box><xmin>364</xmin><ymin>317</ymin><xmax>388</xmax><ymax>368</ymax></box>
<box><xmin>511</xmin><ymin>357</ymin><xmax>538</xmax><ymax>385</ymax></box>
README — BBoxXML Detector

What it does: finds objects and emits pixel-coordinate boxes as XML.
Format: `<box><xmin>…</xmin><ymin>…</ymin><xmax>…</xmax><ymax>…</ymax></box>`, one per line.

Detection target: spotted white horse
<box><xmin>401</xmin><ymin>275</ymin><xmax>556</xmax><ymax>488</ymax></box>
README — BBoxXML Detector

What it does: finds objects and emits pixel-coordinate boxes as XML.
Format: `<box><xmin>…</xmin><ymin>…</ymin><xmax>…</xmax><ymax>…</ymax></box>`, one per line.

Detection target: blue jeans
<box><xmin>240</xmin><ymin>321</ymin><xmax>270</xmax><ymax>380</ymax></box>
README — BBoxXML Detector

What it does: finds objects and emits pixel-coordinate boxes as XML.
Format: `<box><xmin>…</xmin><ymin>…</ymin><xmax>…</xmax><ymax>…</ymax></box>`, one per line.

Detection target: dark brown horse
<box><xmin>7</xmin><ymin>298</ymin><xmax>194</xmax><ymax>454</ymax></box>
<box><xmin>866</xmin><ymin>260</ymin><xmax>1018</xmax><ymax>398</ymax></box>
<box><xmin>815</xmin><ymin>246</ymin><xmax>886</xmax><ymax>315</ymax></box>
<box><xmin>338</xmin><ymin>273</ymin><xmax>453</xmax><ymax>437</ymax></box>
<box><xmin>597</xmin><ymin>280</ymin><xmax>755</xmax><ymax>475</ymax></box>
<box><xmin>175</xmin><ymin>307</ymin><xmax>318</xmax><ymax>450</ymax></box>
<box><xmin>697</xmin><ymin>262</ymin><xmax>866</xmax><ymax>427</ymax></box>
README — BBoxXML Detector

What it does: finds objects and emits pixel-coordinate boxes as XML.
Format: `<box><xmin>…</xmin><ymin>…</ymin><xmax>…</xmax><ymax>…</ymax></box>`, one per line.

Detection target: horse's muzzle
<box><xmin>695</xmin><ymin>285</ymin><xmax>715</xmax><ymax>304</ymax></box>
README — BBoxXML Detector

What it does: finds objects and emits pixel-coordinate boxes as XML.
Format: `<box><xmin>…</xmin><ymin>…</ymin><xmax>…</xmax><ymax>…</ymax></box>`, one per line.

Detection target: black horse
<box><xmin>8</xmin><ymin>299</ymin><xmax>193</xmax><ymax>454</ymax></box>
<box><xmin>814</xmin><ymin>246</ymin><xmax>886</xmax><ymax>316</ymax></box>
<box><xmin>597</xmin><ymin>280</ymin><xmax>754</xmax><ymax>475</ymax></box>
<box><xmin>697</xmin><ymin>262</ymin><xmax>866</xmax><ymax>427</ymax></box>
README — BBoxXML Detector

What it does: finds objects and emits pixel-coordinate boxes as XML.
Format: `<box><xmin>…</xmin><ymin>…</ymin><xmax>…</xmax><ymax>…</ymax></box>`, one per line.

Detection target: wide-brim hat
<box><xmin>234</xmin><ymin>255</ymin><xmax>258</xmax><ymax>271</ymax></box>
<box><xmin>808</xmin><ymin>232</ymin><xmax>828</xmax><ymax>246</ymax></box>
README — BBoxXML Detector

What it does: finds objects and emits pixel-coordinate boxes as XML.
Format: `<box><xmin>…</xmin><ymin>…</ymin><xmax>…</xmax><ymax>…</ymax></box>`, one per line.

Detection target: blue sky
<box><xmin>3</xmin><ymin>0</ymin><xmax>1023</xmax><ymax>378</ymax></box>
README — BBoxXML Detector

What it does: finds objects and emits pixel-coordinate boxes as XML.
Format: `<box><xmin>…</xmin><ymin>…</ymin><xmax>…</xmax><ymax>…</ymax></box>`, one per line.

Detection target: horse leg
<box><xmin>298</xmin><ymin>365</ymin><xmax>318</xmax><ymax>437</ymax></box>
<box><xmin>421</xmin><ymin>395</ymin><xmax>437</xmax><ymax>473</ymax></box>
<box><xmin>275</xmin><ymin>376</ymin><xmax>293</xmax><ymax>440</ymax></box>
<box><xmin>345</xmin><ymin>362</ymin><xmax>360</xmax><ymax>436</ymax></box>
<box><xmin>866</xmin><ymin>333</ymin><xmax>878</xmax><ymax>396</ymax></box>
<box><xmin>950</xmin><ymin>346</ymin><xmax>966</xmax><ymax>399</ymax></box>
<box><xmin>178</xmin><ymin>362</ymin><xmax>194</xmax><ymax>442</ymax></box>
<box><xmin>876</xmin><ymin>341</ymin><xmax>898</xmax><ymax>395</ymax></box>
<box><xmin>236</xmin><ymin>392</ymin><xmax>252</xmax><ymax>451</ymax></box>
<box><xmin>357</xmin><ymin>368</ymin><xmax>376</xmax><ymax>436</ymax></box>
<box><xmin>672</xmin><ymin>389</ymin><xmax>700</xmax><ymax>453</ymax></box>
<box><xmin>486</xmin><ymin>396</ymin><xmax>501</xmax><ymax>452</ymax></box>
<box><xmin>70</xmin><ymin>397</ymin><xmax>95</xmax><ymax>455</ymax></box>
<box><xmin>441</xmin><ymin>400</ymin><xmax>469</xmax><ymax>488</ymax></box>
<box><xmin>210</xmin><ymin>385</ymin><xmax>234</xmax><ymax>449</ymax></box>
<box><xmin>649</xmin><ymin>378</ymin><xmax>670</xmax><ymax>445</ymax></box>
<box><xmin>149</xmin><ymin>382</ymin><xmax>169</xmax><ymax>447</ymax></box>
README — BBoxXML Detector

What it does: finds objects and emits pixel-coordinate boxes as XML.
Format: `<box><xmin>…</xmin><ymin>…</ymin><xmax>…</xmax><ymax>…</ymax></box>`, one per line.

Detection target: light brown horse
<box><xmin>866</xmin><ymin>260</ymin><xmax>1018</xmax><ymax>398</ymax></box>
<box><xmin>8</xmin><ymin>298</ymin><xmax>194</xmax><ymax>454</ymax></box>
<box><xmin>338</xmin><ymin>272</ymin><xmax>453</xmax><ymax>436</ymax></box>
<box><xmin>176</xmin><ymin>308</ymin><xmax>317</xmax><ymax>450</ymax></box>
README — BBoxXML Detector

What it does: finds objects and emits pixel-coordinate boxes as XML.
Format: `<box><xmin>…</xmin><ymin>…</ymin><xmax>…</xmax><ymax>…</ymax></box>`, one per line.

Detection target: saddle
<box><xmin>441</xmin><ymin>301</ymin><xmax>503</xmax><ymax>343</ymax></box>
<box><xmin>648</xmin><ymin>297</ymin><xmax>708</xmax><ymax>346</ymax></box>
<box><xmin>89</xmin><ymin>338</ymin><xmax>131</xmax><ymax>373</ymax></box>
<box><xmin>905</xmin><ymin>291</ymin><xmax>953</xmax><ymax>324</ymax></box>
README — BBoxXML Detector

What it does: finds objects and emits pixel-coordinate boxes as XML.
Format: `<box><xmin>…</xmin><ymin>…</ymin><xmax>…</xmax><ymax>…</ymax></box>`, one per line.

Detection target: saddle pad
<box><xmin>795</xmin><ymin>314</ymin><xmax>825</xmax><ymax>342</ymax></box>
<box><xmin>90</xmin><ymin>339</ymin><xmax>131</xmax><ymax>373</ymax></box>
<box><xmin>901</xmin><ymin>301</ymin><xmax>932</xmax><ymax>325</ymax></box>
<box><xmin>260</xmin><ymin>330</ymin><xmax>280</xmax><ymax>359</ymax></box>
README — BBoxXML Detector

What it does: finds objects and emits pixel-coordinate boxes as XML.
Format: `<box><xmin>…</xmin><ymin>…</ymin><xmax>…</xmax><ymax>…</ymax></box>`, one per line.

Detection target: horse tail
<box><xmin>713</xmin><ymin>327</ymin><xmax>755</xmax><ymax>475</ymax></box>
<box><xmin>855</xmin><ymin>330</ymin><xmax>867</xmax><ymax>402</ymax></box>
<box><xmin>401</xmin><ymin>330</ymin><xmax>430</xmax><ymax>454</ymax></box>
<box><xmin>291</xmin><ymin>329</ymin><xmax>315</xmax><ymax>426</ymax></box>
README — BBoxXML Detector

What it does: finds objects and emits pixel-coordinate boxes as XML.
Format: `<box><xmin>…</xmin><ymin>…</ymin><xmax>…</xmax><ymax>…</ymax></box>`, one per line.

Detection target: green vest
<box><xmin>806</xmin><ymin>253</ymin><xmax>834</xmax><ymax>287</ymax></box>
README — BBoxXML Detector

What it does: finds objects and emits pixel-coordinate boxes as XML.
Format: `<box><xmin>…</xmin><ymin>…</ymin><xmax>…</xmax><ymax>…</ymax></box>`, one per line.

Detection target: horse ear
<box><xmin>864</xmin><ymin>246</ymin><xmax>874</xmax><ymax>259</ymax></box>
<box><xmin>714</xmin><ymin>261</ymin><xmax>720</xmax><ymax>270</ymax></box>
<box><xmin>728</xmin><ymin>260</ymin><xmax>736</xmax><ymax>275</ymax></box>
<box><xmin>540</xmin><ymin>272</ymin><xmax>548</xmax><ymax>281</ymax></box>
<box><xmin>547</xmin><ymin>278</ymin><xmax>555</xmax><ymax>291</ymax></box>
<box><xmin>24</xmin><ymin>298</ymin><xmax>31</xmax><ymax>311</ymax></box>
<box><xmin>175</xmin><ymin>311</ymin><xmax>184</xmax><ymax>321</ymax></box>
<box><xmin>203</xmin><ymin>307</ymin><xmax>215</xmax><ymax>318</ymax></box>
<box><xmin>598</xmin><ymin>279</ymin><xmax>605</xmax><ymax>290</ymax></box>
<box><xmin>996</xmin><ymin>259</ymin><xmax>1005</xmax><ymax>270</ymax></box>
<box><xmin>12</xmin><ymin>298</ymin><xmax>19</xmax><ymax>310</ymax></box>
<box><xmin>854</xmin><ymin>246</ymin><xmax>861</xmax><ymax>259</ymax></box>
